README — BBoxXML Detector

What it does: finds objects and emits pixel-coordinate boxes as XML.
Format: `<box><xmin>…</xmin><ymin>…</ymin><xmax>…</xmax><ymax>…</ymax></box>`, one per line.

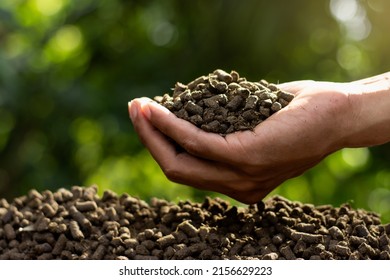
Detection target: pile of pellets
<box><xmin>1</xmin><ymin>186</ymin><xmax>390</xmax><ymax>260</ymax></box>
<box><xmin>154</xmin><ymin>69</ymin><xmax>294</xmax><ymax>135</ymax></box>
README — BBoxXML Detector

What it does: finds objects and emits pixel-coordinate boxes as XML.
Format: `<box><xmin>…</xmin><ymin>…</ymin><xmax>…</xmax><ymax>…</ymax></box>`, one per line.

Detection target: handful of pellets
<box><xmin>154</xmin><ymin>69</ymin><xmax>295</xmax><ymax>135</ymax></box>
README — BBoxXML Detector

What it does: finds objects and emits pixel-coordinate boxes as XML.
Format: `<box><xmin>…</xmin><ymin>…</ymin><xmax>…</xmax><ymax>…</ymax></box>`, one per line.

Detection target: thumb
<box><xmin>277</xmin><ymin>80</ymin><xmax>315</xmax><ymax>95</ymax></box>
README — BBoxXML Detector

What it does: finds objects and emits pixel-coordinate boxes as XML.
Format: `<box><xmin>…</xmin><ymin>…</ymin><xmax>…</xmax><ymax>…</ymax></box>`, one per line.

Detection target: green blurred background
<box><xmin>1</xmin><ymin>0</ymin><xmax>390</xmax><ymax>221</ymax></box>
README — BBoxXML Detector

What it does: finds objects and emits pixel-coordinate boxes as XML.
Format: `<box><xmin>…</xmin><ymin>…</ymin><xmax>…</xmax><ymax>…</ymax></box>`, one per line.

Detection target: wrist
<box><xmin>343</xmin><ymin>75</ymin><xmax>390</xmax><ymax>148</ymax></box>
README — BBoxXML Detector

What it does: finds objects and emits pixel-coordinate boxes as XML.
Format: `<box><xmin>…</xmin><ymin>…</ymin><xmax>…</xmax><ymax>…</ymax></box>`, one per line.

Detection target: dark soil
<box><xmin>1</xmin><ymin>186</ymin><xmax>389</xmax><ymax>260</ymax></box>
<box><xmin>154</xmin><ymin>69</ymin><xmax>294</xmax><ymax>135</ymax></box>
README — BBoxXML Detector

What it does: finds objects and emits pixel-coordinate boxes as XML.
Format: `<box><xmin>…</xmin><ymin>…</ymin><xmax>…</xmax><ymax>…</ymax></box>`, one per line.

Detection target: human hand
<box><xmin>128</xmin><ymin>78</ymin><xmax>388</xmax><ymax>204</ymax></box>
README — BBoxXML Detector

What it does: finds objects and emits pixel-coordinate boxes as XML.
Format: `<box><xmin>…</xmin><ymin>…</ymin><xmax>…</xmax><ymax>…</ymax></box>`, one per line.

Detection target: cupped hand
<box><xmin>128</xmin><ymin>80</ymin><xmax>354</xmax><ymax>204</ymax></box>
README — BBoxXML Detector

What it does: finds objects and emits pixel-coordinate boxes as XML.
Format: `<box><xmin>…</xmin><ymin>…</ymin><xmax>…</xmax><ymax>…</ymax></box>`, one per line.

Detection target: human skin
<box><xmin>128</xmin><ymin>72</ymin><xmax>390</xmax><ymax>204</ymax></box>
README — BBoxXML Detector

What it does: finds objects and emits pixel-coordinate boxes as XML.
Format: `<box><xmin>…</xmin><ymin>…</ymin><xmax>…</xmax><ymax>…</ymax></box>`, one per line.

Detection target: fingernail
<box><xmin>128</xmin><ymin>101</ymin><xmax>138</xmax><ymax>120</ymax></box>
<box><xmin>140</xmin><ymin>102</ymin><xmax>151</xmax><ymax>120</ymax></box>
<box><xmin>149</xmin><ymin>99</ymin><xmax>171</xmax><ymax>115</ymax></box>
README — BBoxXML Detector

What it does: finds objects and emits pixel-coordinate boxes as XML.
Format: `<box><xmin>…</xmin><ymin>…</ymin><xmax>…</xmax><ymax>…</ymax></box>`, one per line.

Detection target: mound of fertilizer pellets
<box><xmin>1</xmin><ymin>185</ymin><xmax>390</xmax><ymax>260</ymax></box>
<box><xmin>154</xmin><ymin>69</ymin><xmax>294</xmax><ymax>135</ymax></box>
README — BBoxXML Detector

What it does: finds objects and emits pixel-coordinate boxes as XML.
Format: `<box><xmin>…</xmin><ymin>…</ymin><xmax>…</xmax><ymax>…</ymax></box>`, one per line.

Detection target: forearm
<box><xmin>351</xmin><ymin>71</ymin><xmax>390</xmax><ymax>86</ymax></box>
<box><xmin>344</xmin><ymin>72</ymin><xmax>390</xmax><ymax>148</ymax></box>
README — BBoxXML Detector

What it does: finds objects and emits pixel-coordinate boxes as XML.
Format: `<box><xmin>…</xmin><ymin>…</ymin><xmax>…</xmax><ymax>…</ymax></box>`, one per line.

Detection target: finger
<box><xmin>277</xmin><ymin>80</ymin><xmax>315</xmax><ymax>94</ymax></box>
<box><xmin>129</xmin><ymin>100</ymin><xmax>252</xmax><ymax>194</ymax></box>
<box><xmin>130</xmin><ymin>99</ymin><xmax>176</xmax><ymax>165</ymax></box>
<box><xmin>132</xmin><ymin>97</ymin><xmax>252</xmax><ymax>164</ymax></box>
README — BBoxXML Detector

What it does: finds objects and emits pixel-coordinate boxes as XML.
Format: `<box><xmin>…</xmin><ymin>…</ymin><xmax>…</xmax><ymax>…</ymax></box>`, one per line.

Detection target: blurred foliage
<box><xmin>1</xmin><ymin>0</ymin><xmax>390</xmax><ymax>221</ymax></box>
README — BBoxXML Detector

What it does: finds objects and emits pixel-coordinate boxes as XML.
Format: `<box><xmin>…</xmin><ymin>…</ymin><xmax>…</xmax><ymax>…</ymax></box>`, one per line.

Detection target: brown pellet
<box><xmin>35</xmin><ymin>243</ymin><xmax>52</xmax><ymax>254</ymax></box>
<box><xmin>293</xmin><ymin>239</ymin><xmax>307</xmax><ymax>254</ymax></box>
<box><xmin>358</xmin><ymin>242</ymin><xmax>377</xmax><ymax>258</ymax></box>
<box><xmin>69</xmin><ymin>221</ymin><xmax>84</xmax><ymax>240</ymax></box>
<box><xmin>124</xmin><ymin>238</ymin><xmax>138</xmax><ymax>249</ymax></box>
<box><xmin>177</xmin><ymin>221</ymin><xmax>198</xmax><ymax>238</ymax></box>
<box><xmin>2</xmin><ymin>208</ymin><xmax>14</xmax><ymax>224</ymax></box>
<box><xmin>4</xmin><ymin>224</ymin><xmax>16</xmax><ymax>240</ymax></box>
<box><xmin>28</xmin><ymin>189</ymin><xmax>43</xmax><ymax>200</ymax></box>
<box><xmin>141</xmin><ymin>240</ymin><xmax>155</xmax><ymax>251</ymax></box>
<box><xmin>379</xmin><ymin>234</ymin><xmax>389</xmax><ymax>247</ymax></box>
<box><xmin>69</xmin><ymin>206</ymin><xmax>91</xmax><ymax>232</ymax></box>
<box><xmin>184</xmin><ymin>101</ymin><xmax>204</xmax><ymax>115</ymax></box>
<box><xmin>379</xmin><ymin>251</ymin><xmax>390</xmax><ymax>260</ymax></box>
<box><xmin>105</xmin><ymin>206</ymin><xmax>118</xmax><ymax>221</ymax></box>
<box><xmin>277</xmin><ymin>90</ymin><xmax>295</xmax><ymax>102</ymax></box>
<box><xmin>175</xmin><ymin>245</ymin><xmax>191</xmax><ymax>259</ymax></box>
<box><xmin>272</xmin><ymin>233</ymin><xmax>285</xmax><ymax>245</ymax></box>
<box><xmin>201</xmin><ymin>120</ymin><xmax>221</xmax><ymax>133</ymax></box>
<box><xmin>214</xmin><ymin>69</ymin><xmax>233</xmax><ymax>84</ymax></box>
<box><xmin>291</xmin><ymin>231</ymin><xmax>323</xmax><ymax>244</ymax></box>
<box><xmin>262</xmin><ymin>252</ymin><xmax>279</xmax><ymax>260</ymax></box>
<box><xmin>92</xmin><ymin>244</ymin><xmax>106</xmax><ymax>260</ymax></box>
<box><xmin>75</xmin><ymin>201</ymin><xmax>97</xmax><ymax>212</ymax></box>
<box><xmin>279</xmin><ymin>98</ymin><xmax>289</xmax><ymax>107</ymax></box>
<box><xmin>280</xmin><ymin>245</ymin><xmax>296</xmax><ymax>260</ymax></box>
<box><xmin>349</xmin><ymin>235</ymin><xmax>366</xmax><ymax>246</ymax></box>
<box><xmin>329</xmin><ymin>226</ymin><xmax>344</xmax><ymax>240</ymax></box>
<box><xmin>35</xmin><ymin>217</ymin><xmax>50</xmax><ymax>231</ymax></box>
<box><xmin>295</xmin><ymin>222</ymin><xmax>316</xmax><ymax>233</ymax></box>
<box><xmin>41</xmin><ymin>203</ymin><xmax>57</xmax><ymax>217</ymax></box>
<box><xmin>188</xmin><ymin>242</ymin><xmax>207</xmax><ymax>254</ymax></box>
<box><xmin>384</xmin><ymin>223</ymin><xmax>390</xmax><ymax>234</ymax></box>
<box><xmin>354</xmin><ymin>224</ymin><xmax>370</xmax><ymax>237</ymax></box>
<box><xmin>52</xmin><ymin>234</ymin><xmax>68</xmax><ymax>256</ymax></box>
<box><xmin>330</xmin><ymin>244</ymin><xmax>351</xmax><ymax>257</ymax></box>
<box><xmin>135</xmin><ymin>244</ymin><xmax>149</xmax><ymax>255</ymax></box>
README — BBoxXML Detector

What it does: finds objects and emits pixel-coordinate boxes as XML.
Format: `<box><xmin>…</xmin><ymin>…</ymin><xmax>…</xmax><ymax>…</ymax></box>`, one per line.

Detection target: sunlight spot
<box><xmin>337</xmin><ymin>44</ymin><xmax>362</xmax><ymax>70</ymax></box>
<box><xmin>330</xmin><ymin>0</ymin><xmax>359</xmax><ymax>22</ymax></box>
<box><xmin>53</xmin><ymin>25</ymin><xmax>83</xmax><ymax>53</ymax></box>
<box><xmin>34</xmin><ymin>0</ymin><xmax>65</xmax><ymax>16</ymax></box>
<box><xmin>150</xmin><ymin>21</ymin><xmax>176</xmax><ymax>46</ymax></box>
<box><xmin>341</xmin><ymin>148</ymin><xmax>370</xmax><ymax>169</ymax></box>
